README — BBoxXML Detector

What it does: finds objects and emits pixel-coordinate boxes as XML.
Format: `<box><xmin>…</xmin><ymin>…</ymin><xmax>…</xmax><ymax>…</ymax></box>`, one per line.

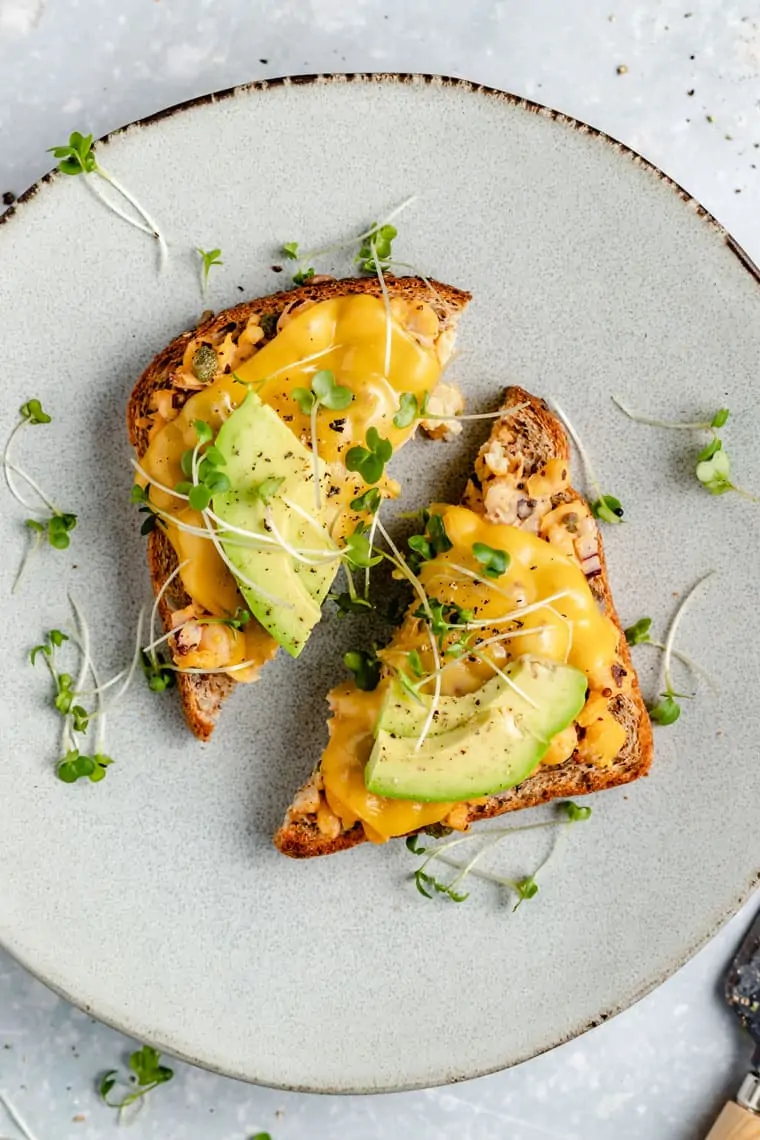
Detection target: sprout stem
<box><xmin>662</xmin><ymin>573</ymin><xmax>716</xmax><ymax>695</ymax></box>
<box><xmin>546</xmin><ymin>399</ymin><xmax>605</xmax><ymax>503</ymax></box>
<box><xmin>97</xmin><ymin>164</ymin><xmax>169</xmax><ymax>270</ymax></box>
<box><xmin>611</xmin><ymin>395</ymin><xmax>713</xmax><ymax>430</ymax></box>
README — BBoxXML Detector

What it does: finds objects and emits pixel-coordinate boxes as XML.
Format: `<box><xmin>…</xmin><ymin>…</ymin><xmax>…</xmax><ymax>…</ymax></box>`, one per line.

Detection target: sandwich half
<box><xmin>127</xmin><ymin>275</ymin><xmax>471</xmax><ymax>739</ymax></box>
<box><xmin>275</xmin><ymin>387</ymin><xmax>653</xmax><ymax>857</ymax></box>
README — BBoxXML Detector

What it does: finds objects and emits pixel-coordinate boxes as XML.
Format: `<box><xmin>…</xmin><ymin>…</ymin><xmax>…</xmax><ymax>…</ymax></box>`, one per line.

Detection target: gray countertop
<box><xmin>1</xmin><ymin>1</ymin><xmax>759</xmax><ymax>1137</ymax></box>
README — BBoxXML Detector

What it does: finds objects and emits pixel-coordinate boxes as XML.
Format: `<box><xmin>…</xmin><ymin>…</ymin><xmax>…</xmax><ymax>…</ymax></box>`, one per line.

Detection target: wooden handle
<box><xmin>704</xmin><ymin>1102</ymin><xmax>760</xmax><ymax>1139</ymax></box>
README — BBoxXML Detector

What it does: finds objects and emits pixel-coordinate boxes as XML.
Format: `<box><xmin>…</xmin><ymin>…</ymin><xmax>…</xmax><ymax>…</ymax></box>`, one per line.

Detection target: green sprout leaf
<box><xmin>344</xmin><ymin>648</ymin><xmax>381</xmax><ymax>691</ymax></box>
<box><xmin>711</xmin><ymin>408</ymin><xmax>730</xmax><ymax>428</ymax></box>
<box><xmin>48</xmin><ymin>512</ymin><xmax>77</xmax><ymax>549</ymax></box>
<box><xmin>293</xmin><ymin>266</ymin><xmax>315</xmax><ymax>286</ymax></box>
<box><xmin>695</xmin><ymin>445</ymin><xmax>736</xmax><ymax>495</ymax></box>
<box><xmin>350</xmin><ymin>487</ymin><xmax>382</xmax><ymax>514</ymax></box>
<box><xmin>130</xmin><ymin>483</ymin><xmax>149</xmax><ymax>504</ymax></box>
<box><xmin>48</xmin><ymin>131</ymin><xmax>97</xmax><ymax>175</ymax></box>
<box><xmin>561</xmin><ymin>801</ymin><xmax>592</xmax><ymax>822</ymax></box>
<box><xmin>405</xmin><ymin>834</ymin><xmax>427</xmax><ymax>855</ymax></box>
<box><xmin>188</xmin><ymin>484</ymin><xmax>211</xmax><ymax>512</ymax></box>
<box><xmin>291</xmin><ymin>386</ymin><xmax>316</xmax><ymax>415</ymax></box>
<box><xmin>100</xmin><ymin>1044</ymin><xmax>174</xmax><ymax>1112</ymax></box>
<box><xmin>19</xmin><ymin>398</ymin><xmax>52</xmax><ymax>425</ymax></box>
<box><xmin>591</xmin><ymin>494</ymin><xmax>625</xmax><ymax>524</ymax></box>
<box><xmin>197</xmin><ymin>247</ymin><xmax>223</xmax><ymax>293</ymax></box>
<box><xmin>140</xmin><ymin>651</ymin><xmax>175</xmax><ymax>694</ymax></box>
<box><xmin>342</xmin><ymin>524</ymin><xmax>382</xmax><ymax>571</ymax></box>
<box><xmin>223</xmin><ymin>607</ymin><xmax>251</xmax><ymax>630</ymax></box>
<box><xmin>293</xmin><ymin>371</ymin><xmax>353</xmax><ymax>417</ymax></box>
<box><xmin>356</xmin><ymin>222</ymin><xmax>398</xmax><ymax>273</ymax></box>
<box><xmin>345</xmin><ymin>427</ymin><xmax>393</xmax><ymax>485</ymax></box>
<box><xmin>407</xmin><ymin>649</ymin><xmax>424</xmax><ymax>677</ymax></box>
<box><xmin>648</xmin><ymin>692</ymin><xmax>681</xmax><ymax>725</ymax></box>
<box><xmin>472</xmin><ymin>541</ymin><xmax>510</xmax><ymax>578</ymax></box>
<box><xmin>413</xmin><ymin>597</ymin><xmax>472</xmax><ymax>645</ymax></box>
<box><xmin>253</xmin><ymin>476</ymin><xmax>285</xmax><ymax>505</ymax></box>
<box><xmin>624</xmin><ymin>617</ymin><xmax>652</xmax><ymax>646</ymax></box>
<box><xmin>99</xmin><ymin>1070</ymin><xmax>118</xmax><ymax>1100</ymax></box>
<box><xmin>311</xmin><ymin>369</ymin><xmax>353</xmax><ymax>411</ymax></box>
<box><xmin>512</xmin><ymin>876</ymin><xmax>539</xmax><ymax>910</ymax></box>
<box><xmin>330</xmin><ymin>591</ymin><xmax>374</xmax><ymax>617</ymax></box>
<box><xmin>407</xmin><ymin>511</ymin><xmax>452</xmax><ymax>570</ymax></box>
<box><xmin>281</xmin><ymin>241</ymin><xmax>299</xmax><ymax>259</ymax></box>
<box><xmin>193</xmin><ymin>420</ymin><xmax>214</xmax><ymax>445</ymax></box>
<box><xmin>393</xmin><ymin>392</ymin><xmax>419</xmax><ymax>429</ymax></box>
<box><xmin>56</xmin><ymin>750</ymin><xmax>103</xmax><ymax>783</ymax></box>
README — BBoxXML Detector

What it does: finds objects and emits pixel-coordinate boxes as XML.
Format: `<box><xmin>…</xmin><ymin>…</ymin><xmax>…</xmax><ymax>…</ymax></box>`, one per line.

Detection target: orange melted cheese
<box><xmin>139</xmin><ymin>295</ymin><xmax>444</xmax><ymax>677</ymax></box>
<box><xmin>322</xmin><ymin>504</ymin><xmax>629</xmax><ymax>842</ymax></box>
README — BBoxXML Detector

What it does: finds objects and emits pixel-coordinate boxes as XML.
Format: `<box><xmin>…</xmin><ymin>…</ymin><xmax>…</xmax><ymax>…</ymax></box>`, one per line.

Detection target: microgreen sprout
<box><xmin>330</xmin><ymin>591</ymin><xmax>374</xmax><ymax>617</ymax></box>
<box><xmin>625</xmin><ymin>614</ymin><xmax>716</xmax><ymax>691</ymax></box>
<box><xmin>624</xmin><ymin>617</ymin><xmax>652</xmax><ymax>646</ymax></box>
<box><xmin>472</xmin><ymin>541</ymin><xmax>510</xmax><ymax>579</ymax></box>
<box><xmin>281</xmin><ymin>241</ymin><xmax>316</xmax><ymax>285</ymax></box>
<box><xmin>612</xmin><ymin>396</ymin><xmax>755</xmax><ymax>500</ymax></box>
<box><xmin>393</xmin><ymin>391</ymin><xmax>419</xmax><ymax>429</ymax></box>
<box><xmin>342</xmin><ymin>523</ymin><xmax>383</xmax><ymax>572</ymax></box>
<box><xmin>412</xmin><ymin>598</ymin><xmax>472</xmax><ymax>647</ymax></box>
<box><xmin>100</xmin><ymin>1044</ymin><xmax>174</xmax><ymax>1119</ymax></box>
<box><xmin>292</xmin><ymin>370</ymin><xmax>353</xmax><ymax>510</ymax></box>
<box><xmin>350</xmin><ymin>487</ymin><xmax>383</xmax><ymax>514</ymax></box>
<box><xmin>197</xmin><ymin>247</ymin><xmax>223</xmax><ymax>296</ymax></box>
<box><xmin>346</xmin><ymin>427</ymin><xmax>393</xmax><ymax>485</ymax></box>
<box><xmin>344</xmin><ymin>647</ymin><xmax>381</xmax><ymax>691</ymax></box>
<box><xmin>253</xmin><ymin>476</ymin><xmax>285</xmax><ymax>505</ymax></box>
<box><xmin>4</xmin><ymin>399</ymin><xmax>78</xmax><ymax>590</ymax></box>
<box><xmin>647</xmin><ymin>572</ymin><xmax>716</xmax><ymax>726</ymax></box>
<box><xmin>49</xmin><ymin>131</ymin><xmax>168</xmax><ymax>268</ymax></box>
<box><xmin>356</xmin><ymin>222</ymin><xmax>398</xmax><ymax>274</ymax></box>
<box><xmin>547</xmin><ymin>399</ymin><xmax>624</xmax><ymax>524</ymax></box>
<box><xmin>174</xmin><ymin>420</ymin><xmax>231</xmax><ymax>511</ymax></box>
<box><xmin>394</xmin><ymin>392</ymin><xmax>532</xmax><ymax>431</ymax></box>
<box><xmin>140</xmin><ymin>650</ymin><xmax>176</xmax><ymax>692</ymax></box>
<box><xmin>407</xmin><ymin>800</ymin><xmax>592</xmax><ymax>909</ymax></box>
<box><xmin>30</xmin><ymin>600</ymin><xmax>137</xmax><ymax>783</ymax></box>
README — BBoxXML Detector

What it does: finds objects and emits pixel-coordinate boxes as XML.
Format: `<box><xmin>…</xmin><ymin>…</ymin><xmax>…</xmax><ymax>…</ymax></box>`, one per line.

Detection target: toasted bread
<box><xmin>128</xmin><ymin>276</ymin><xmax>471</xmax><ymax>741</ymax></box>
<box><xmin>274</xmin><ymin>387</ymin><xmax>653</xmax><ymax>857</ymax></box>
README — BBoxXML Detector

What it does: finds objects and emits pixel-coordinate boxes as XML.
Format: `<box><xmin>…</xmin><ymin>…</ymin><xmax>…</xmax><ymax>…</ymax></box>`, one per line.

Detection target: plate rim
<box><xmin>1</xmin><ymin>71</ymin><xmax>759</xmax><ymax>1094</ymax></box>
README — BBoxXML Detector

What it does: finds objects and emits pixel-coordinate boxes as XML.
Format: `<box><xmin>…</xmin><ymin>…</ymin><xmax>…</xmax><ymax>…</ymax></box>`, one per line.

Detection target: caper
<box><xmin>191</xmin><ymin>343</ymin><xmax>218</xmax><ymax>383</ymax></box>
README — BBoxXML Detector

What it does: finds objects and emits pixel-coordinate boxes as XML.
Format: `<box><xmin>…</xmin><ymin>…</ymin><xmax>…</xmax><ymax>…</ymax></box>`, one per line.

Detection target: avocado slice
<box><xmin>365</xmin><ymin>657</ymin><xmax>587</xmax><ymax>801</ymax></box>
<box><xmin>378</xmin><ymin>672</ymin><xmax>515</xmax><ymax>738</ymax></box>
<box><xmin>212</xmin><ymin>391</ymin><xmax>337</xmax><ymax>657</ymax></box>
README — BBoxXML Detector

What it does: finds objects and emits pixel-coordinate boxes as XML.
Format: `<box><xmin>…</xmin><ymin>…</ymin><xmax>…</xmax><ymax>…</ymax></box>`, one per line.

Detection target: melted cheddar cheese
<box><xmin>139</xmin><ymin>295</ymin><xmax>448</xmax><ymax>678</ymax></box>
<box><xmin>319</xmin><ymin>504</ymin><xmax>629</xmax><ymax>842</ymax></box>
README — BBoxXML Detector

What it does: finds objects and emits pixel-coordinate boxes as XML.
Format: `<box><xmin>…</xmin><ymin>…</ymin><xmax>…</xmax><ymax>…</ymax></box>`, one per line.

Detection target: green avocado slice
<box><xmin>365</xmin><ymin>656</ymin><xmax>587</xmax><ymax>801</ymax></box>
<box><xmin>212</xmin><ymin>391</ymin><xmax>337</xmax><ymax>657</ymax></box>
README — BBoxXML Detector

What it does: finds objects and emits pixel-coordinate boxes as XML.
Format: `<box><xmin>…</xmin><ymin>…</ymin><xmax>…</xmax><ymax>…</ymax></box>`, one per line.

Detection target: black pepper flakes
<box><xmin>329</xmin><ymin>418</ymin><xmax>346</xmax><ymax>433</ymax></box>
<box><xmin>2</xmin><ymin>190</ymin><xmax>15</xmax><ymax>206</ymax></box>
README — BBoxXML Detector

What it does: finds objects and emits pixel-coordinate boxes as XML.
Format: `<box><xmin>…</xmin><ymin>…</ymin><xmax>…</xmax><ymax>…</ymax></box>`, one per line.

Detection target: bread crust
<box><xmin>128</xmin><ymin>276</ymin><xmax>472</xmax><ymax>739</ymax></box>
<box><xmin>274</xmin><ymin>387</ymin><xmax>653</xmax><ymax>857</ymax></box>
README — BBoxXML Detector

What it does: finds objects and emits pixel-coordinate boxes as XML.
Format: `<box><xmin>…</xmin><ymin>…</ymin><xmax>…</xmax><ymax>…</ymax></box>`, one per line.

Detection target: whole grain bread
<box><xmin>128</xmin><ymin>276</ymin><xmax>472</xmax><ymax>741</ymax></box>
<box><xmin>274</xmin><ymin>387</ymin><xmax>654</xmax><ymax>857</ymax></box>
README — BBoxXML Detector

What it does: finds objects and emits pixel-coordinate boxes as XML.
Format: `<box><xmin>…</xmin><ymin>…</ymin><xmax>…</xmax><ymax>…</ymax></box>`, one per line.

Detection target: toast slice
<box><xmin>274</xmin><ymin>387</ymin><xmax>653</xmax><ymax>857</ymax></box>
<box><xmin>128</xmin><ymin>276</ymin><xmax>471</xmax><ymax>740</ymax></box>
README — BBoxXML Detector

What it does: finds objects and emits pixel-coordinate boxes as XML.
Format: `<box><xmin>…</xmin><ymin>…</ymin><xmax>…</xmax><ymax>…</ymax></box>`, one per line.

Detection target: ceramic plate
<box><xmin>1</xmin><ymin>75</ymin><xmax>759</xmax><ymax>1094</ymax></box>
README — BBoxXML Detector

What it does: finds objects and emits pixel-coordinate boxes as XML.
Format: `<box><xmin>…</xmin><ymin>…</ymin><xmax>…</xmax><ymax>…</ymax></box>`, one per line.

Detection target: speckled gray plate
<box><xmin>1</xmin><ymin>74</ymin><xmax>759</xmax><ymax>1094</ymax></box>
